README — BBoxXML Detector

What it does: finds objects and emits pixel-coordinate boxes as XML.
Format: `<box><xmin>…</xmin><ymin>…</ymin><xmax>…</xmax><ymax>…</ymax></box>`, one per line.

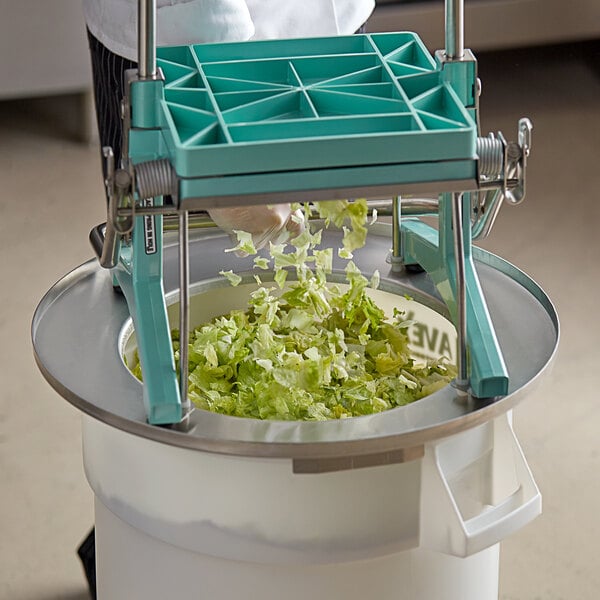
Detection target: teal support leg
<box><xmin>401</xmin><ymin>193</ymin><xmax>508</xmax><ymax>397</ymax></box>
<box><xmin>113</xmin><ymin>202</ymin><xmax>182</xmax><ymax>424</ymax></box>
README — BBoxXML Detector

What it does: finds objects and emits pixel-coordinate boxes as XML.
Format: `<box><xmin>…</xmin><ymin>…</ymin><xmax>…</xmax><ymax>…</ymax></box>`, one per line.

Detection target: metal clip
<box><xmin>99</xmin><ymin>147</ymin><xmax>134</xmax><ymax>269</ymax></box>
<box><xmin>503</xmin><ymin>118</ymin><xmax>532</xmax><ymax>205</ymax></box>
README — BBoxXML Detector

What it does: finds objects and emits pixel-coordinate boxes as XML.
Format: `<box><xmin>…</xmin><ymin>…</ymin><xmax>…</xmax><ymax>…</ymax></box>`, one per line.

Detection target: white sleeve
<box><xmin>83</xmin><ymin>0</ymin><xmax>255</xmax><ymax>60</ymax></box>
<box><xmin>245</xmin><ymin>0</ymin><xmax>375</xmax><ymax>40</ymax></box>
<box><xmin>332</xmin><ymin>0</ymin><xmax>376</xmax><ymax>33</ymax></box>
<box><xmin>245</xmin><ymin>0</ymin><xmax>339</xmax><ymax>39</ymax></box>
<box><xmin>157</xmin><ymin>0</ymin><xmax>255</xmax><ymax>46</ymax></box>
<box><xmin>83</xmin><ymin>0</ymin><xmax>375</xmax><ymax>62</ymax></box>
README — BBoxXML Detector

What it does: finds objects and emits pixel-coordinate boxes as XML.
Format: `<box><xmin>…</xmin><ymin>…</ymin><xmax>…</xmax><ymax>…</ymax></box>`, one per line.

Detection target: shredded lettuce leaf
<box><xmin>219</xmin><ymin>270</ymin><xmax>242</xmax><ymax>287</ymax></box>
<box><xmin>131</xmin><ymin>199</ymin><xmax>456</xmax><ymax>420</ymax></box>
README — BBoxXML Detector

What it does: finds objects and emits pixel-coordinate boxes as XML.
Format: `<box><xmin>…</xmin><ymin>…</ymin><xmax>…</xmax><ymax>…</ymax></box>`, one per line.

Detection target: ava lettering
<box><xmin>404</xmin><ymin>310</ymin><xmax>454</xmax><ymax>361</ymax></box>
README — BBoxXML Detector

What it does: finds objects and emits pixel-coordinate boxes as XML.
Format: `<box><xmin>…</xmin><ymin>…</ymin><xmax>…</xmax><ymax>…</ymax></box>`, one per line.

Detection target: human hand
<box><xmin>209</xmin><ymin>204</ymin><xmax>305</xmax><ymax>252</ymax></box>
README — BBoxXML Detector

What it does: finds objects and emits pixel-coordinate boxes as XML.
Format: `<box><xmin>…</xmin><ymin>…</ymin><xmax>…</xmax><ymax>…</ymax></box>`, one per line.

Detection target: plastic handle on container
<box><xmin>420</xmin><ymin>413</ymin><xmax>541</xmax><ymax>557</ymax></box>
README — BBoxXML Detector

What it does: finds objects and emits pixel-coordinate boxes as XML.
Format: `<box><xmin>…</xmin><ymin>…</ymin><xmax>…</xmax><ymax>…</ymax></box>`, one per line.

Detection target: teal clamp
<box><xmin>113</xmin><ymin>203</ymin><xmax>183</xmax><ymax>425</ymax></box>
<box><xmin>401</xmin><ymin>193</ymin><xmax>509</xmax><ymax>398</ymax></box>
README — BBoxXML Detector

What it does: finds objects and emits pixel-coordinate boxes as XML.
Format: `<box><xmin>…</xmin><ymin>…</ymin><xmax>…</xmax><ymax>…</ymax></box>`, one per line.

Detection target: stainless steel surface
<box><xmin>100</xmin><ymin>147</ymin><xmax>120</xmax><ymax>269</ymax></box>
<box><xmin>32</xmin><ymin>223</ymin><xmax>559</xmax><ymax>459</ymax></box>
<box><xmin>178</xmin><ymin>210</ymin><xmax>190</xmax><ymax>417</ymax></box>
<box><xmin>445</xmin><ymin>0</ymin><xmax>464</xmax><ymax>59</ymax></box>
<box><xmin>390</xmin><ymin>196</ymin><xmax>403</xmax><ymax>273</ymax></box>
<box><xmin>471</xmin><ymin>189</ymin><xmax>504</xmax><ymax>241</ymax></box>
<box><xmin>100</xmin><ymin>148</ymin><xmax>134</xmax><ymax>268</ymax></box>
<box><xmin>451</xmin><ymin>193</ymin><xmax>469</xmax><ymax>395</ymax></box>
<box><xmin>121</xmin><ymin>69</ymin><xmax>137</xmax><ymax>168</ymax></box>
<box><xmin>137</xmin><ymin>198</ymin><xmax>441</xmax><ymax>221</ymax></box>
<box><xmin>138</xmin><ymin>0</ymin><xmax>157</xmax><ymax>80</ymax></box>
<box><xmin>504</xmin><ymin>118</ymin><xmax>533</xmax><ymax>205</ymax></box>
<box><xmin>100</xmin><ymin>67</ymin><xmax>140</xmax><ymax>269</ymax></box>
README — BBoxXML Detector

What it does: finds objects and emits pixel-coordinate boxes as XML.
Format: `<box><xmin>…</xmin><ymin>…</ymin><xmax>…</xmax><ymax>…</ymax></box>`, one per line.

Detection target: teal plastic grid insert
<box><xmin>152</xmin><ymin>33</ymin><xmax>477</xmax><ymax>180</ymax></box>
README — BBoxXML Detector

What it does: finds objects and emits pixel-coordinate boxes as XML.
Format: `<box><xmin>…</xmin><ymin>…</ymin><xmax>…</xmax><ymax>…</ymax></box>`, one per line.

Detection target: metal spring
<box><xmin>135</xmin><ymin>159</ymin><xmax>177</xmax><ymax>199</ymax></box>
<box><xmin>476</xmin><ymin>135</ymin><xmax>504</xmax><ymax>180</ymax></box>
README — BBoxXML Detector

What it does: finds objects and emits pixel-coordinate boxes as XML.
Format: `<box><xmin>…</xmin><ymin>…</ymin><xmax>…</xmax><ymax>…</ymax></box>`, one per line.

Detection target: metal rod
<box><xmin>178</xmin><ymin>210</ymin><xmax>191</xmax><ymax>419</ymax></box>
<box><xmin>120</xmin><ymin>198</ymin><xmax>441</xmax><ymax>219</ymax></box>
<box><xmin>445</xmin><ymin>0</ymin><xmax>464</xmax><ymax>59</ymax></box>
<box><xmin>100</xmin><ymin>148</ymin><xmax>119</xmax><ymax>268</ymax></box>
<box><xmin>391</xmin><ymin>196</ymin><xmax>403</xmax><ymax>272</ymax></box>
<box><xmin>451</xmin><ymin>192</ymin><xmax>469</xmax><ymax>396</ymax></box>
<box><xmin>392</xmin><ymin>196</ymin><xmax>401</xmax><ymax>257</ymax></box>
<box><xmin>138</xmin><ymin>0</ymin><xmax>157</xmax><ymax>79</ymax></box>
<box><xmin>471</xmin><ymin>189</ymin><xmax>504</xmax><ymax>240</ymax></box>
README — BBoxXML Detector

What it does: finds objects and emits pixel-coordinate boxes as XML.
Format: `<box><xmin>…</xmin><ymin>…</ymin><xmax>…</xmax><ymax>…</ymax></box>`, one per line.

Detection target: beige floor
<box><xmin>1</xmin><ymin>43</ymin><xmax>599</xmax><ymax>599</ymax></box>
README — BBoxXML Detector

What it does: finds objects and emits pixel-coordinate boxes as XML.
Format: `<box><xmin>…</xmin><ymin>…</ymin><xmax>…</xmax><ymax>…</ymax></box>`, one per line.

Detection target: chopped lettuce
<box><xmin>224</xmin><ymin>230</ymin><xmax>257</xmax><ymax>256</ymax></box>
<box><xmin>219</xmin><ymin>270</ymin><xmax>242</xmax><ymax>287</ymax></box>
<box><xmin>132</xmin><ymin>199</ymin><xmax>456</xmax><ymax>420</ymax></box>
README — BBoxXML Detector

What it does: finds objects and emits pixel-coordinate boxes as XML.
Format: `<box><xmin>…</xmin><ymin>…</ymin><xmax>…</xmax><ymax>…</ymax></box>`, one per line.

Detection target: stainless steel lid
<box><xmin>32</xmin><ymin>224</ymin><xmax>558</xmax><ymax>464</ymax></box>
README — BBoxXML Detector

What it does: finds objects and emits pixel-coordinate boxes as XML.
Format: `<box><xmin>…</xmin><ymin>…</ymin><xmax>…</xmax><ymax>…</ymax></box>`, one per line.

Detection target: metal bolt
<box><xmin>507</xmin><ymin>142</ymin><xmax>522</xmax><ymax>162</ymax></box>
<box><xmin>115</xmin><ymin>169</ymin><xmax>131</xmax><ymax>189</ymax></box>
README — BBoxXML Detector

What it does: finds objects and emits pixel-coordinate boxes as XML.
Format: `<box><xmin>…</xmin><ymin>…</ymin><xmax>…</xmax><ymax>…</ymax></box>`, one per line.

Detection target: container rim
<box><xmin>32</xmin><ymin>223</ymin><xmax>559</xmax><ymax>460</ymax></box>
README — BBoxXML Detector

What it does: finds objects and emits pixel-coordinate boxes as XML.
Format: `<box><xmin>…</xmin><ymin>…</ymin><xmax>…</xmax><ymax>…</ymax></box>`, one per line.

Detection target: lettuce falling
<box><xmin>131</xmin><ymin>200</ymin><xmax>456</xmax><ymax>420</ymax></box>
<box><xmin>189</xmin><ymin>201</ymin><xmax>455</xmax><ymax>419</ymax></box>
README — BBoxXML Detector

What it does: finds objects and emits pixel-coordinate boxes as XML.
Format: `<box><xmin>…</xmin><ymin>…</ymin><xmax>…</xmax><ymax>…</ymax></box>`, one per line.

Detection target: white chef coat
<box><xmin>83</xmin><ymin>0</ymin><xmax>376</xmax><ymax>61</ymax></box>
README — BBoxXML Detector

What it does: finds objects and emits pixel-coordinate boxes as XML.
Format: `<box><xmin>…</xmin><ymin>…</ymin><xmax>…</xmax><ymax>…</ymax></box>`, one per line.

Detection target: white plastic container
<box><xmin>83</xmin><ymin>409</ymin><xmax>539</xmax><ymax>600</ymax></box>
<box><xmin>80</xmin><ymin>278</ymin><xmax>542</xmax><ymax>600</ymax></box>
<box><xmin>32</xmin><ymin>230</ymin><xmax>558</xmax><ymax>600</ymax></box>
